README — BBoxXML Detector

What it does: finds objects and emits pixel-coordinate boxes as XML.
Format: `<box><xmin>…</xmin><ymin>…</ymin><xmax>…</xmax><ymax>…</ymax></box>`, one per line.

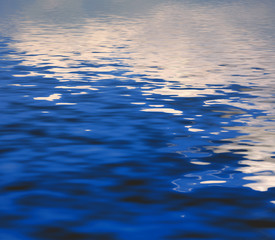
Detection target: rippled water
<box><xmin>1</xmin><ymin>0</ymin><xmax>275</xmax><ymax>239</ymax></box>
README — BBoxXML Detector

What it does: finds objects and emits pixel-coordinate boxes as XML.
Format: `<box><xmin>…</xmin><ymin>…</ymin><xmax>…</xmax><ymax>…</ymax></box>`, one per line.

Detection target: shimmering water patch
<box><xmin>0</xmin><ymin>0</ymin><xmax>275</xmax><ymax>239</ymax></box>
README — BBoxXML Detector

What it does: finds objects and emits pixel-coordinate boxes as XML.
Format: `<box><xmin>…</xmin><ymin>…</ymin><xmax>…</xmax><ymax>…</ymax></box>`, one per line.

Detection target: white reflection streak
<box><xmin>56</xmin><ymin>103</ymin><xmax>76</xmax><ymax>105</ymax></box>
<box><xmin>55</xmin><ymin>86</ymin><xmax>98</xmax><ymax>90</ymax></box>
<box><xmin>200</xmin><ymin>181</ymin><xmax>226</xmax><ymax>184</ymax></box>
<box><xmin>34</xmin><ymin>93</ymin><xmax>61</xmax><ymax>101</ymax></box>
<box><xmin>141</xmin><ymin>108</ymin><xmax>183</xmax><ymax>115</ymax></box>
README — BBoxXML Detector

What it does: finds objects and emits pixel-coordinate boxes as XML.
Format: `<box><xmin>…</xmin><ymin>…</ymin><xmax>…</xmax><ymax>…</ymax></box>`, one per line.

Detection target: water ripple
<box><xmin>1</xmin><ymin>0</ymin><xmax>275</xmax><ymax>239</ymax></box>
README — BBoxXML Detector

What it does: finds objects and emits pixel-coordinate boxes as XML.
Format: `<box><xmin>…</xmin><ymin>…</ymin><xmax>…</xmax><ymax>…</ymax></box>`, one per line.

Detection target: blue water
<box><xmin>1</xmin><ymin>0</ymin><xmax>275</xmax><ymax>239</ymax></box>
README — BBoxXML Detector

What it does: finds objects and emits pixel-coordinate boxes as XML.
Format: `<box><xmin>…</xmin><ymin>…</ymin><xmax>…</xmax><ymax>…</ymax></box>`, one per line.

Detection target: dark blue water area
<box><xmin>1</xmin><ymin>1</ymin><xmax>275</xmax><ymax>239</ymax></box>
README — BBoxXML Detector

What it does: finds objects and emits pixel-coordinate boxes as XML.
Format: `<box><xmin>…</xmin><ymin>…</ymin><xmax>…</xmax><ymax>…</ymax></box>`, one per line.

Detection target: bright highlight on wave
<box><xmin>33</xmin><ymin>93</ymin><xmax>62</xmax><ymax>101</ymax></box>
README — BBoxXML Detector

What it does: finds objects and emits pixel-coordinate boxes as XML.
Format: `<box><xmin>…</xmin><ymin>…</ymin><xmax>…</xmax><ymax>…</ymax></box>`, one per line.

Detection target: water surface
<box><xmin>0</xmin><ymin>0</ymin><xmax>275</xmax><ymax>239</ymax></box>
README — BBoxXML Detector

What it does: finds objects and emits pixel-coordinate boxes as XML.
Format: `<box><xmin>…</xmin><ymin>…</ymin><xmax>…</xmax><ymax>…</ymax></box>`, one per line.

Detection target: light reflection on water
<box><xmin>1</xmin><ymin>0</ymin><xmax>275</xmax><ymax>239</ymax></box>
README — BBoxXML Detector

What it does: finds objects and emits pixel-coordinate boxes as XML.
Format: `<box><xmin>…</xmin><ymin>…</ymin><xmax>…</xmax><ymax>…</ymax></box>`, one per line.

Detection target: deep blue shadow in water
<box><xmin>1</xmin><ymin>47</ymin><xmax>275</xmax><ymax>239</ymax></box>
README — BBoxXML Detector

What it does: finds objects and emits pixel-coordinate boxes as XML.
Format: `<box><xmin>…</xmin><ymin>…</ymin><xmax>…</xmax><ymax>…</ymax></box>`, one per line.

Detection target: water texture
<box><xmin>0</xmin><ymin>0</ymin><xmax>275</xmax><ymax>239</ymax></box>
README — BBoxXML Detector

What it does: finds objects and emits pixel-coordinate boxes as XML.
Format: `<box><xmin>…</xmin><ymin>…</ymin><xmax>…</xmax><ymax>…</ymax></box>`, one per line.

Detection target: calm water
<box><xmin>0</xmin><ymin>0</ymin><xmax>275</xmax><ymax>239</ymax></box>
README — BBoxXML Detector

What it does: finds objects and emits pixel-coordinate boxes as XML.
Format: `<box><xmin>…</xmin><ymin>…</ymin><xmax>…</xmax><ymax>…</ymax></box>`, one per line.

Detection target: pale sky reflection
<box><xmin>7</xmin><ymin>0</ymin><xmax>275</xmax><ymax>91</ymax></box>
